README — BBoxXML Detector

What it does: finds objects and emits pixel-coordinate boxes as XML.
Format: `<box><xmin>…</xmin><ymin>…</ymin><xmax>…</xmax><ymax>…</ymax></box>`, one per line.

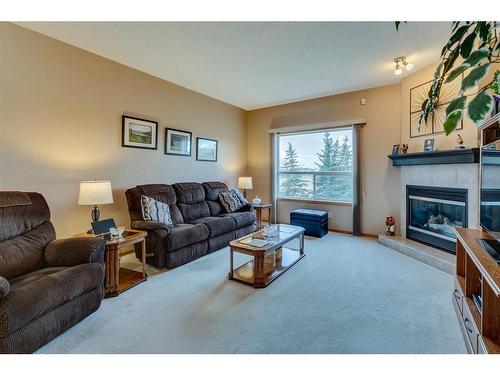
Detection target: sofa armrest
<box><xmin>0</xmin><ymin>276</ymin><xmax>10</xmax><ymax>299</ymax></box>
<box><xmin>45</xmin><ymin>237</ymin><xmax>105</xmax><ymax>267</ymax></box>
<box><xmin>131</xmin><ymin>220</ymin><xmax>170</xmax><ymax>231</ymax></box>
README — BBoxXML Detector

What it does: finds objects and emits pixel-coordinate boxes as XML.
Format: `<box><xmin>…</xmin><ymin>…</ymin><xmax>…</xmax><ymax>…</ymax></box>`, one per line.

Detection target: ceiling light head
<box><xmin>394</xmin><ymin>56</ymin><xmax>412</xmax><ymax>75</ymax></box>
<box><xmin>394</xmin><ymin>60</ymin><xmax>402</xmax><ymax>76</ymax></box>
<box><xmin>403</xmin><ymin>59</ymin><xmax>414</xmax><ymax>71</ymax></box>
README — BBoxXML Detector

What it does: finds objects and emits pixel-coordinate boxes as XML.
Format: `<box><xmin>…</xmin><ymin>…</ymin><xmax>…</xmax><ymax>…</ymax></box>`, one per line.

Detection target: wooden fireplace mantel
<box><xmin>388</xmin><ymin>148</ymin><xmax>480</xmax><ymax>166</ymax></box>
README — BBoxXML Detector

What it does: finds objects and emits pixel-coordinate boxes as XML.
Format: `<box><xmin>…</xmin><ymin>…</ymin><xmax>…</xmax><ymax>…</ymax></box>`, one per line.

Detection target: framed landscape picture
<box><xmin>165</xmin><ymin>128</ymin><xmax>192</xmax><ymax>156</ymax></box>
<box><xmin>196</xmin><ymin>137</ymin><xmax>218</xmax><ymax>162</ymax></box>
<box><xmin>122</xmin><ymin>115</ymin><xmax>158</xmax><ymax>150</ymax></box>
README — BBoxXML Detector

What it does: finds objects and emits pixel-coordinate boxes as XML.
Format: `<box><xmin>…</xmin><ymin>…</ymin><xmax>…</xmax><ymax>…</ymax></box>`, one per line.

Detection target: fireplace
<box><xmin>406</xmin><ymin>185</ymin><xmax>468</xmax><ymax>254</ymax></box>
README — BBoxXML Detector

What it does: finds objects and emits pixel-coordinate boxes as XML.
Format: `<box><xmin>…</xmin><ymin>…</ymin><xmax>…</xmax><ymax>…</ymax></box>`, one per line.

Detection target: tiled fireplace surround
<box><xmin>379</xmin><ymin>163</ymin><xmax>479</xmax><ymax>274</ymax></box>
<box><xmin>400</xmin><ymin>163</ymin><xmax>480</xmax><ymax>237</ymax></box>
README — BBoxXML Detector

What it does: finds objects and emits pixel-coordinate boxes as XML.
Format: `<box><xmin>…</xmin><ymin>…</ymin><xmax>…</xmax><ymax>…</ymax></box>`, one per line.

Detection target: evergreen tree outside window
<box><xmin>277</xmin><ymin>128</ymin><xmax>353</xmax><ymax>202</ymax></box>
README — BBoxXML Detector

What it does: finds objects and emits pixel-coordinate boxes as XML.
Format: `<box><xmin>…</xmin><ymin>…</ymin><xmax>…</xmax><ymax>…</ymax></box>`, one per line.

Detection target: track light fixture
<box><xmin>394</xmin><ymin>56</ymin><xmax>413</xmax><ymax>75</ymax></box>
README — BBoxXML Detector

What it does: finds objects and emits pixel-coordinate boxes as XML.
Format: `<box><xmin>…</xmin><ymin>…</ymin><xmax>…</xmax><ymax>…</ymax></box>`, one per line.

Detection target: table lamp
<box><xmin>237</xmin><ymin>177</ymin><xmax>253</xmax><ymax>199</ymax></box>
<box><xmin>78</xmin><ymin>181</ymin><xmax>113</xmax><ymax>225</ymax></box>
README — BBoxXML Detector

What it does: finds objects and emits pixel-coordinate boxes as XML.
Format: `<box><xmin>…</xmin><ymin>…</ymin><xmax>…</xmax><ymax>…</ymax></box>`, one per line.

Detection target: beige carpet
<box><xmin>36</xmin><ymin>233</ymin><xmax>466</xmax><ymax>354</ymax></box>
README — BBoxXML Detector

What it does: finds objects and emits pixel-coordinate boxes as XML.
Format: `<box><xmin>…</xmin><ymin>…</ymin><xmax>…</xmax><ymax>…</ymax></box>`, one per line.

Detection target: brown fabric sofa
<box><xmin>0</xmin><ymin>192</ymin><xmax>105</xmax><ymax>354</ymax></box>
<box><xmin>125</xmin><ymin>181</ymin><xmax>255</xmax><ymax>269</ymax></box>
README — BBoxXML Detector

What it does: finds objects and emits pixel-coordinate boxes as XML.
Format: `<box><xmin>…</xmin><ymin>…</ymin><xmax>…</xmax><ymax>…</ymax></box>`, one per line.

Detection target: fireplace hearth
<box><xmin>406</xmin><ymin>185</ymin><xmax>468</xmax><ymax>254</ymax></box>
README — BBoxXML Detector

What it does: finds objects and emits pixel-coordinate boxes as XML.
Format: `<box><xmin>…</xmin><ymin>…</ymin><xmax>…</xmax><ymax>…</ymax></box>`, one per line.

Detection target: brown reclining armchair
<box><xmin>0</xmin><ymin>191</ymin><xmax>105</xmax><ymax>353</ymax></box>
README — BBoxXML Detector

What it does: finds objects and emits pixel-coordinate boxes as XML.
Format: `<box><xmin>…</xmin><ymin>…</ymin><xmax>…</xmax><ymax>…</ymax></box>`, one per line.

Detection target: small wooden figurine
<box><xmin>400</xmin><ymin>144</ymin><xmax>408</xmax><ymax>154</ymax></box>
<box><xmin>385</xmin><ymin>216</ymin><xmax>395</xmax><ymax>236</ymax></box>
<box><xmin>455</xmin><ymin>134</ymin><xmax>465</xmax><ymax>149</ymax></box>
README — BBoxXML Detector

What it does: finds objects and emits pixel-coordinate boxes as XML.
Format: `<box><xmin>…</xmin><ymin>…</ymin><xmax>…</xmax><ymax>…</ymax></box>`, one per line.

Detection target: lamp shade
<box><xmin>238</xmin><ymin>177</ymin><xmax>253</xmax><ymax>190</ymax></box>
<box><xmin>78</xmin><ymin>181</ymin><xmax>113</xmax><ymax>205</ymax></box>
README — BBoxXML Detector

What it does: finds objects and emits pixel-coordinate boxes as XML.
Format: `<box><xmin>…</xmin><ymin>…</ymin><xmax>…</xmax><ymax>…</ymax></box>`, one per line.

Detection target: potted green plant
<box><xmin>491</xmin><ymin>69</ymin><xmax>500</xmax><ymax>115</ymax></box>
<box><xmin>397</xmin><ymin>22</ymin><xmax>499</xmax><ymax>134</ymax></box>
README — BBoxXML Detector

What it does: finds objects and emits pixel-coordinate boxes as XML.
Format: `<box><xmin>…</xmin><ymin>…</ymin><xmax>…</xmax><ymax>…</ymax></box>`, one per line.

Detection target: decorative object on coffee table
<box><xmin>237</xmin><ymin>176</ymin><xmax>253</xmax><ymax>198</ymax></box>
<box><xmin>196</xmin><ymin>137</ymin><xmax>218</xmax><ymax>161</ymax></box>
<box><xmin>229</xmin><ymin>224</ymin><xmax>305</xmax><ymax>288</ymax></box>
<box><xmin>423</xmin><ymin>138</ymin><xmax>435</xmax><ymax>152</ymax></box>
<box><xmin>290</xmin><ymin>209</ymin><xmax>328</xmax><ymax>238</ymax></box>
<box><xmin>385</xmin><ymin>216</ymin><xmax>395</xmax><ymax>236</ymax></box>
<box><xmin>78</xmin><ymin>180</ymin><xmax>114</xmax><ymax>232</ymax></box>
<box><xmin>165</xmin><ymin>128</ymin><xmax>192</xmax><ymax>156</ymax></box>
<box><xmin>74</xmin><ymin>229</ymin><xmax>148</xmax><ymax>298</ymax></box>
<box><xmin>253</xmin><ymin>203</ymin><xmax>272</xmax><ymax>230</ymax></box>
<box><xmin>122</xmin><ymin>115</ymin><xmax>158</xmax><ymax>150</ymax></box>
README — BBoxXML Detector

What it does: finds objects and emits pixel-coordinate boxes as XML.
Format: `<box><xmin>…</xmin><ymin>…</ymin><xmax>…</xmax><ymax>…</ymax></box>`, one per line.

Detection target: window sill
<box><xmin>277</xmin><ymin>197</ymin><xmax>352</xmax><ymax>206</ymax></box>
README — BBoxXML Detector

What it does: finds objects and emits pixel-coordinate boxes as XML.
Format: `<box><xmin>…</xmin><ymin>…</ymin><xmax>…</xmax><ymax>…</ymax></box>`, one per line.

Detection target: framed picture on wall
<box><xmin>409</xmin><ymin>77</ymin><xmax>464</xmax><ymax>138</ymax></box>
<box><xmin>122</xmin><ymin>115</ymin><xmax>158</xmax><ymax>150</ymax></box>
<box><xmin>165</xmin><ymin>128</ymin><xmax>192</xmax><ymax>156</ymax></box>
<box><xmin>196</xmin><ymin>137</ymin><xmax>218</xmax><ymax>162</ymax></box>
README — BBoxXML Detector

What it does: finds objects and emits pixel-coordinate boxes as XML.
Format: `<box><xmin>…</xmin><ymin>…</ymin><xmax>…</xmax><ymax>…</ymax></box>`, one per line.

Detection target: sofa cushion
<box><xmin>221</xmin><ymin>211</ymin><xmax>256</xmax><ymax>229</ymax></box>
<box><xmin>173</xmin><ymin>183</ymin><xmax>210</xmax><ymax>221</ymax></box>
<box><xmin>165</xmin><ymin>223</ymin><xmax>209</xmax><ymax>252</ymax></box>
<box><xmin>189</xmin><ymin>216</ymin><xmax>236</xmax><ymax>238</ymax></box>
<box><xmin>0</xmin><ymin>264</ymin><xmax>103</xmax><ymax>337</ymax></box>
<box><xmin>0</xmin><ymin>192</ymin><xmax>56</xmax><ymax>280</ymax></box>
<box><xmin>141</xmin><ymin>195</ymin><xmax>174</xmax><ymax>229</ymax></box>
<box><xmin>232</xmin><ymin>188</ymin><xmax>249</xmax><ymax>206</ymax></box>
<box><xmin>202</xmin><ymin>181</ymin><xmax>228</xmax><ymax>216</ymax></box>
<box><xmin>219</xmin><ymin>190</ymin><xmax>244</xmax><ymax>213</ymax></box>
<box><xmin>126</xmin><ymin>184</ymin><xmax>183</xmax><ymax>224</ymax></box>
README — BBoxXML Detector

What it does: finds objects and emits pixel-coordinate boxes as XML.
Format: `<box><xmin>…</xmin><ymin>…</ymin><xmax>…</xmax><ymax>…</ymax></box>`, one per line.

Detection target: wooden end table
<box><xmin>74</xmin><ymin>229</ymin><xmax>148</xmax><ymax>298</ymax></box>
<box><xmin>253</xmin><ymin>203</ymin><xmax>272</xmax><ymax>229</ymax></box>
<box><xmin>229</xmin><ymin>224</ymin><xmax>305</xmax><ymax>288</ymax></box>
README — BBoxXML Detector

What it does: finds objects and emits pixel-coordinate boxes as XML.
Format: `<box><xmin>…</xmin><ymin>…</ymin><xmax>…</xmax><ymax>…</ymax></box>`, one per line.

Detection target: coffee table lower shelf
<box><xmin>229</xmin><ymin>247</ymin><xmax>304</xmax><ymax>288</ymax></box>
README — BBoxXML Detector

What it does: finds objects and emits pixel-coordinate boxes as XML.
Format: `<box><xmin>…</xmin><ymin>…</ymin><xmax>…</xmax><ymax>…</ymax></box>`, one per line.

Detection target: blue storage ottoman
<box><xmin>290</xmin><ymin>209</ymin><xmax>328</xmax><ymax>238</ymax></box>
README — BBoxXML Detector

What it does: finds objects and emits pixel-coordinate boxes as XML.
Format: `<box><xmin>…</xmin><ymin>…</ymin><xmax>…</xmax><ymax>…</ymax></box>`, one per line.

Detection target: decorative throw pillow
<box><xmin>232</xmin><ymin>188</ymin><xmax>249</xmax><ymax>206</ymax></box>
<box><xmin>219</xmin><ymin>190</ymin><xmax>244</xmax><ymax>213</ymax></box>
<box><xmin>0</xmin><ymin>276</ymin><xmax>10</xmax><ymax>299</ymax></box>
<box><xmin>140</xmin><ymin>195</ymin><xmax>174</xmax><ymax>229</ymax></box>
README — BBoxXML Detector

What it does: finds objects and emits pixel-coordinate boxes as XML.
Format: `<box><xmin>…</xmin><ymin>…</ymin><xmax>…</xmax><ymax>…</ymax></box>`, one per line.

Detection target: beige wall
<box><xmin>0</xmin><ymin>23</ymin><xmax>248</xmax><ymax>237</ymax></box>
<box><xmin>247</xmin><ymin>85</ymin><xmax>402</xmax><ymax>235</ymax></box>
<box><xmin>400</xmin><ymin>62</ymin><xmax>480</xmax><ymax>152</ymax></box>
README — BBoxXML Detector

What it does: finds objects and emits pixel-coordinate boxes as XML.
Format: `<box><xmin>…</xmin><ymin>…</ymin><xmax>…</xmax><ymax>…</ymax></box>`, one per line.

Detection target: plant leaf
<box><xmin>463</xmin><ymin>48</ymin><xmax>491</xmax><ymax>66</ymax></box>
<box><xmin>460</xmin><ymin>32</ymin><xmax>476</xmax><ymax>58</ymax></box>
<box><xmin>443</xmin><ymin>110</ymin><xmax>463</xmax><ymax>135</ymax></box>
<box><xmin>443</xmin><ymin>47</ymin><xmax>459</xmax><ymax>74</ymax></box>
<box><xmin>449</xmin><ymin>25</ymin><xmax>469</xmax><ymax>46</ymax></box>
<box><xmin>467</xmin><ymin>90</ymin><xmax>494</xmax><ymax>124</ymax></box>
<box><xmin>434</xmin><ymin>62</ymin><xmax>443</xmax><ymax>78</ymax></box>
<box><xmin>445</xmin><ymin>64</ymin><xmax>470</xmax><ymax>83</ymax></box>
<box><xmin>461</xmin><ymin>63</ymin><xmax>490</xmax><ymax>92</ymax></box>
<box><xmin>446</xmin><ymin>96</ymin><xmax>467</xmax><ymax>116</ymax></box>
<box><xmin>478</xmin><ymin>22</ymin><xmax>490</xmax><ymax>43</ymax></box>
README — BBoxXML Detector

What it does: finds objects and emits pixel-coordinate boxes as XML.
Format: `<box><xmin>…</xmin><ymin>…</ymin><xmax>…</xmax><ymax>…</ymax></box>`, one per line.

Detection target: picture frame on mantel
<box><xmin>165</xmin><ymin>128</ymin><xmax>192</xmax><ymax>156</ymax></box>
<box><xmin>122</xmin><ymin>115</ymin><xmax>158</xmax><ymax>150</ymax></box>
<box><xmin>196</xmin><ymin>137</ymin><xmax>218</xmax><ymax>162</ymax></box>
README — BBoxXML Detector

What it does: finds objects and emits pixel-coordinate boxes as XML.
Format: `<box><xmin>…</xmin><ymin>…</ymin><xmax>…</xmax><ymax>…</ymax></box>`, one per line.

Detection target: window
<box><xmin>277</xmin><ymin>128</ymin><xmax>353</xmax><ymax>202</ymax></box>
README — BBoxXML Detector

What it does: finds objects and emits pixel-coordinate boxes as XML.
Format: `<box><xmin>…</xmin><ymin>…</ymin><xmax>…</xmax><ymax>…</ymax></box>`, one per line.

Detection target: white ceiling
<box><xmin>17</xmin><ymin>22</ymin><xmax>451</xmax><ymax>110</ymax></box>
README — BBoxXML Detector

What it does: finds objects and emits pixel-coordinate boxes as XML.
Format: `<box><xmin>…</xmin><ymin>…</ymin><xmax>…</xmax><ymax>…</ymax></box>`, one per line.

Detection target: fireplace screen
<box><xmin>407</xmin><ymin>185</ymin><xmax>468</xmax><ymax>254</ymax></box>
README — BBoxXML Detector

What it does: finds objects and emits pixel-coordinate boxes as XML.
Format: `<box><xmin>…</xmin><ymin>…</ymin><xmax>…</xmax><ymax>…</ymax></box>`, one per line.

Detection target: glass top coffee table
<box><xmin>228</xmin><ymin>224</ymin><xmax>305</xmax><ymax>288</ymax></box>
